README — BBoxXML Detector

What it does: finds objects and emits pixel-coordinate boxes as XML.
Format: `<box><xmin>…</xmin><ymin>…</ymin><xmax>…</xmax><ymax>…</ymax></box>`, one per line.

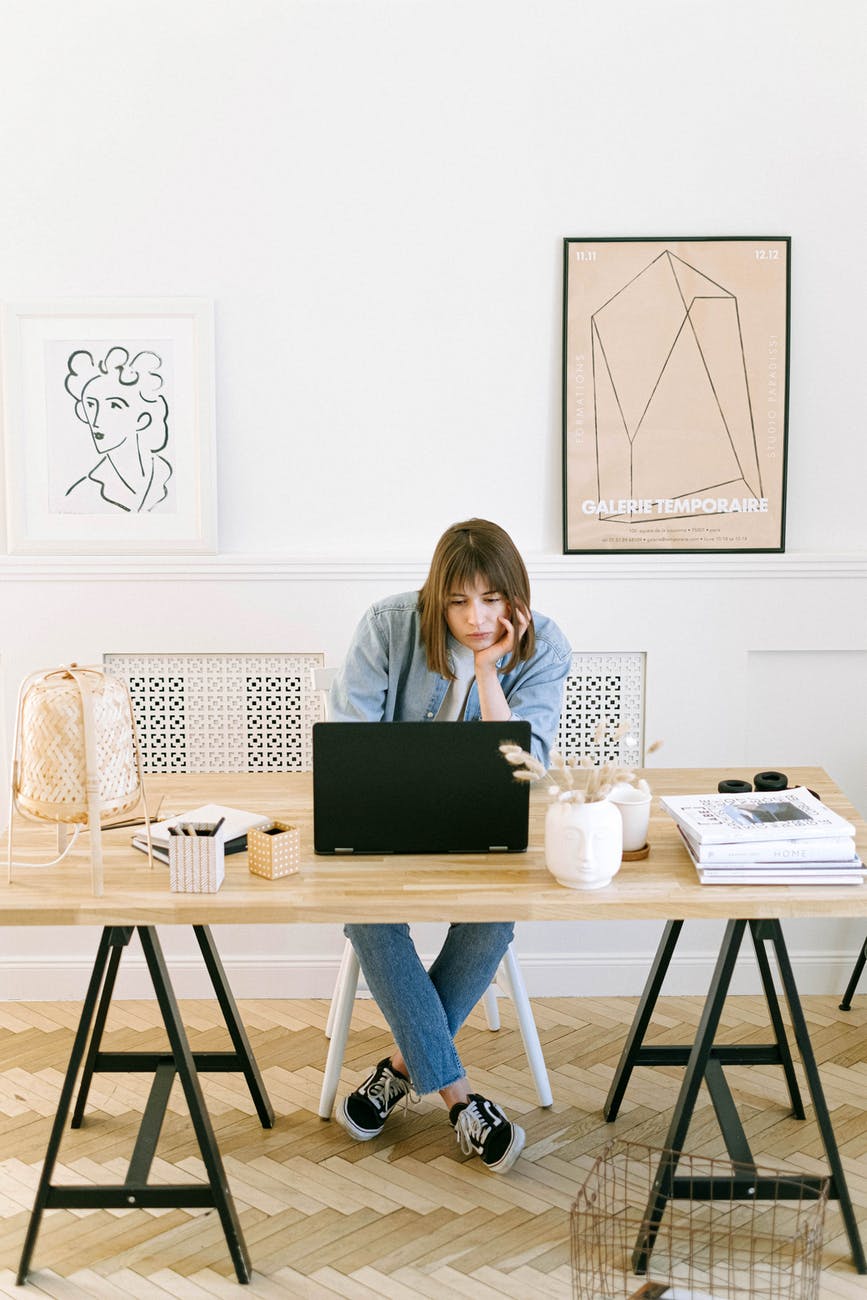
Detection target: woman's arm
<box><xmin>329</xmin><ymin>607</ymin><xmax>390</xmax><ymax>722</ymax></box>
<box><xmin>472</xmin><ymin>607</ymin><xmax>530</xmax><ymax>722</ymax></box>
<box><xmin>494</xmin><ymin>615</ymin><xmax>572</xmax><ymax>766</ymax></box>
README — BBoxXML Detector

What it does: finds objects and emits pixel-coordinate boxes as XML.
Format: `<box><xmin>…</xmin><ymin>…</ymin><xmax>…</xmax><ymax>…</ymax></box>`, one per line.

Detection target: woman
<box><xmin>330</xmin><ymin>518</ymin><xmax>571</xmax><ymax>1173</ymax></box>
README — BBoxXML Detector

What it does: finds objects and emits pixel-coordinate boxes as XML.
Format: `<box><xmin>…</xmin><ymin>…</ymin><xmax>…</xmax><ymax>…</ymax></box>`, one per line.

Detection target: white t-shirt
<box><xmin>435</xmin><ymin>643</ymin><xmax>476</xmax><ymax>721</ymax></box>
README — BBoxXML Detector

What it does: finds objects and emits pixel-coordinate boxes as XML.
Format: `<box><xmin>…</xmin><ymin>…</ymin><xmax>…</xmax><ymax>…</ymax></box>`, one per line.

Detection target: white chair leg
<box><xmin>318</xmin><ymin>944</ymin><xmax>360</xmax><ymax>1119</ymax></box>
<box><xmin>325</xmin><ymin>938</ymin><xmax>355</xmax><ymax>1039</ymax></box>
<box><xmin>498</xmin><ymin>944</ymin><xmax>553</xmax><ymax>1107</ymax></box>
<box><xmin>482</xmin><ymin>984</ymin><xmax>501</xmax><ymax>1030</ymax></box>
<box><xmin>320</xmin><ymin>937</ymin><xmax>553</xmax><ymax>1114</ymax></box>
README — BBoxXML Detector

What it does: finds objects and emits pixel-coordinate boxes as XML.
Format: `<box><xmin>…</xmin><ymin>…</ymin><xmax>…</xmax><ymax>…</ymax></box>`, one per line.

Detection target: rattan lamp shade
<box><xmin>8</xmin><ymin>665</ymin><xmax>150</xmax><ymax>895</ymax></box>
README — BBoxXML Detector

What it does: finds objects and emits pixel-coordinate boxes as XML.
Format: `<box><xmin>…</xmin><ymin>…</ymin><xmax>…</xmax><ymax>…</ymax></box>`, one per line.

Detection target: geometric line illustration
<box><xmin>591</xmin><ymin>250</ymin><xmax>761</xmax><ymax>523</ymax></box>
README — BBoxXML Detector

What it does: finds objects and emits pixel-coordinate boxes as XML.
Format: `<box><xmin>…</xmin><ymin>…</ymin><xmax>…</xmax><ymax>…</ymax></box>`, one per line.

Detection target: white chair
<box><xmin>319</xmin><ymin>935</ymin><xmax>553</xmax><ymax>1117</ymax></box>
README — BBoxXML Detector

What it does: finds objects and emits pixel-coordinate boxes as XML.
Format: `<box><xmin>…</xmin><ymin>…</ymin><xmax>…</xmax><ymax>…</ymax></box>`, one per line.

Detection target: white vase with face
<box><xmin>544</xmin><ymin>798</ymin><xmax>623</xmax><ymax>890</ymax></box>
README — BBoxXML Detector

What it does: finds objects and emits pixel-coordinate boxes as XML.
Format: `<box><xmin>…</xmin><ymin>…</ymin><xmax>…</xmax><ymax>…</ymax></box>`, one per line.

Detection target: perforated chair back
<box><xmin>555</xmin><ymin>652</ymin><xmax>646</xmax><ymax>762</ymax></box>
<box><xmin>104</xmin><ymin>652</ymin><xmax>326</xmax><ymax>773</ymax></box>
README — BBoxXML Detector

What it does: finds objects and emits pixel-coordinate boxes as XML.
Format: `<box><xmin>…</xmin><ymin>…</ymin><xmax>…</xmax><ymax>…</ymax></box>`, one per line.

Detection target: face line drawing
<box><xmin>62</xmin><ymin>346</ymin><xmax>171</xmax><ymax>514</ymax></box>
<box><xmin>80</xmin><ymin>386</ymin><xmax>154</xmax><ymax>480</ymax></box>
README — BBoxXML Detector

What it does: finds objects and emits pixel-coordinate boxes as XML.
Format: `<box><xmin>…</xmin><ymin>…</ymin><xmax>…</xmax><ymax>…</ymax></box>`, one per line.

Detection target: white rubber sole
<box><xmin>334</xmin><ymin>1097</ymin><xmax>384</xmax><ymax>1141</ymax></box>
<box><xmin>485</xmin><ymin>1122</ymin><xmax>526</xmax><ymax>1174</ymax></box>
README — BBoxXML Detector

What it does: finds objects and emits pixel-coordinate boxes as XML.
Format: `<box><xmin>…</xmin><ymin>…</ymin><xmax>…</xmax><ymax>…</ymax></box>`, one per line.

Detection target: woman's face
<box><xmin>444</xmin><ymin>574</ymin><xmax>510</xmax><ymax>652</ymax></box>
<box><xmin>79</xmin><ymin>374</ymin><xmax>145</xmax><ymax>454</ymax></box>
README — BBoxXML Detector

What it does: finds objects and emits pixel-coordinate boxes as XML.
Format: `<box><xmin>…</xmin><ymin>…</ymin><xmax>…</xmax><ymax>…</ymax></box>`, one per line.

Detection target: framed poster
<box><xmin>1</xmin><ymin>298</ymin><xmax>216</xmax><ymax>554</ymax></box>
<box><xmin>562</xmin><ymin>237</ymin><xmax>790</xmax><ymax>554</ymax></box>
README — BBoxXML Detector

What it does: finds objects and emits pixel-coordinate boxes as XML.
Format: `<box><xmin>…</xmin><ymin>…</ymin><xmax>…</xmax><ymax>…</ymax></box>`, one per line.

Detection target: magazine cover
<box><xmin>660</xmin><ymin>786</ymin><xmax>855</xmax><ymax>845</ymax></box>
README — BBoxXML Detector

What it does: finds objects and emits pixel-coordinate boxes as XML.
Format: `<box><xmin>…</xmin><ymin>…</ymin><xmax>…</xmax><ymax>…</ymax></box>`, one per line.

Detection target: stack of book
<box><xmin>132</xmin><ymin>804</ymin><xmax>270</xmax><ymax>865</ymax></box>
<box><xmin>660</xmin><ymin>786</ymin><xmax>864</xmax><ymax>885</ymax></box>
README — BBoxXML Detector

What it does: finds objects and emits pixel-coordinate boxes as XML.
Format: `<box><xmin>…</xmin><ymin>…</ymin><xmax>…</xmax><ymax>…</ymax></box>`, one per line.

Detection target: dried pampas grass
<box><xmin>500</xmin><ymin>719</ymin><xmax>662</xmax><ymax>805</ymax></box>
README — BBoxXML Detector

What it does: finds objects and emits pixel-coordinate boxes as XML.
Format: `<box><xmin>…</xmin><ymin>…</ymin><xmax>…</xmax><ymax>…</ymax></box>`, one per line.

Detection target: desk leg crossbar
<box><xmin>605</xmin><ymin>918</ymin><xmax>866</xmax><ymax>1276</ymax></box>
<box><xmin>18</xmin><ymin>925</ymin><xmax>273</xmax><ymax>1286</ymax></box>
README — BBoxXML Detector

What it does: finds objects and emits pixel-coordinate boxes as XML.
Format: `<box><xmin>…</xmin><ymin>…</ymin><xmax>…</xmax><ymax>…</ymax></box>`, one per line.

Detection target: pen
<box><xmin>210</xmin><ymin>817</ymin><xmax>226</xmax><ymax>838</ymax></box>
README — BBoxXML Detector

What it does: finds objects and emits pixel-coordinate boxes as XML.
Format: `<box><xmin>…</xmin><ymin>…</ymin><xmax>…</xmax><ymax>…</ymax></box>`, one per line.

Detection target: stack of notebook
<box><xmin>660</xmin><ymin>786</ymin><xmax>864</xmax><ymax>886</ymax></box>
<box><xmin>132</xmin><ymin>804</ymin><xmax>270</xmax><ymax>865</ymax></box>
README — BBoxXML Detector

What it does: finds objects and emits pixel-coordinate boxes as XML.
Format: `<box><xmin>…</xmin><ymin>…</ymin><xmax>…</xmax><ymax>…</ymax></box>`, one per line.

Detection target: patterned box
<box><xmin>168</xmin><ymin>830</ymin><xmax>225</xmax><ymax>893</ymax></box>
<box><xmin>248</xmin><ymin>822</ymin><xmax>301</xmax><ymax>879</ymax></box>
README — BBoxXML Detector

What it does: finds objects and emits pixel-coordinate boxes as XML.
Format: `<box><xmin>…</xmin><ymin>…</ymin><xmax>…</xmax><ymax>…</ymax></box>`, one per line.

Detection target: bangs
<box><xmin>442</xmin><ymin>557</ymin><xmax>498</xmax><ymax>597</ymax></box>
<box><xmin>441</xmin><ymin>545</ymin><xmax>512</xmax><ymax>599</ymax></box>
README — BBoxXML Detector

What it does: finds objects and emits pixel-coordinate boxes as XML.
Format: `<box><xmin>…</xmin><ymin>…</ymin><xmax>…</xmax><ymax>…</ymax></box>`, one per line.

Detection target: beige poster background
<box><xmin>563</xmin><ymin>238</ymin><xmax>789</xmax><ymax>552</ymax></box>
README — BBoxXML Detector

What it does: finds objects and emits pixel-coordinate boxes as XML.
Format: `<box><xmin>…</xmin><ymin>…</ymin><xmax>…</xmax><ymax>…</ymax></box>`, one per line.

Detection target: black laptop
<box><xmin>312</xmin><ymin>720</ymin><xmax>532</xmax><ymax>854</ymax></box>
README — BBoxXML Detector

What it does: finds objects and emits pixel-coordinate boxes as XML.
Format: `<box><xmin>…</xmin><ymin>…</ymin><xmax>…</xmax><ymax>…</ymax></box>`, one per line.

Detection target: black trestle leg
<box><xmin>70</xmin><ymin>925</ymin><xmax>273</xmax><ymax>1132</ymax></box>
<box><xmin>750</xmin><ymin>921</ymin><xmax>805</xmax><ymax>1119</ymax></box>
<box><xmin>631</xmin><ymin>919</ymin><xmax>747</xmax><ymax>1275</ymax></box>
<box><xmin>17</xmin><ymin>928</ymin><xmax>120</xmax><ymax>1284</ymax></box>
<box><xmin>71</xmin><ymin>928</ymin><xmax>132</xmax><ymax>1128</ymax></box>
<box><xmin>609</xmin><ymin>915</ymin><xmax>867</xmax><ymax>1278</ymax></box>
<box><xmin>18</xmin><ymin>926</ymin><xmax>255</xmax><ymax>1286</ymax></box>
<box><xmin>604</xmin><ymin>920</ymin><xmax>683</xmax><ymax>1122</ymax></box>
<box><xmin>839</xmin><ymin>935</ymin><xmax>867</xmax><ymax>1011</ymax></box>
<box><xmin>768</xmin><ymin>920</ymin><xmax>866</xmax><ymax>1274</ymax></box>
<box><xmin>138</xmin><ymin>927</ymin><xmax>252</xmax><ymax>1284</ymax></box>
<box><xmin>193</xmin><ymin>925</ymin><xmax>274</xmax><ymax>1128</ymax></box>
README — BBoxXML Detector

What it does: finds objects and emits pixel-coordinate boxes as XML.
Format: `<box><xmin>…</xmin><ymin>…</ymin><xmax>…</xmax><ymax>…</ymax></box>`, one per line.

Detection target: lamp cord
<box><xmin>4</xmin><ymin>824</ymin><xmax>82</xmax><ymax>870</ymax></box>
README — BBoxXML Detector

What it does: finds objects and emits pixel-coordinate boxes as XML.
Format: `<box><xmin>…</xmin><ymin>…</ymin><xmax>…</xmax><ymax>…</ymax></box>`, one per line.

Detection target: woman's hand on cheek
<box><xmin>513</xmin><ymin>606</ymin><xmax>530</xmax><ymax>644</ymax></box>
<box><xmin>474</xmin><ymin>607</ymin><xmax>528</xmax><ymax>674</ymax></box>
<box><xmin>496</xmin><ymin>606</ymin><xmax>529</xmax><ymax>655</ymax></box>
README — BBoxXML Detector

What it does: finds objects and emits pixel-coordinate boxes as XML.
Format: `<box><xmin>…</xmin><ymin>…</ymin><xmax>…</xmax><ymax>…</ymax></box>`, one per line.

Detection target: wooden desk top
<box><xmin>2</xmin><ymin>767</ymin><xmax>865</xmax><ymax>927</ymax></box>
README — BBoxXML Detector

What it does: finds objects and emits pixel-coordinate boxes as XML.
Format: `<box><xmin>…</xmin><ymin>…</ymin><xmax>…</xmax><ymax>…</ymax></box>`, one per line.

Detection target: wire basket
<box><xmin>571</xmin><ymin>1141</ymin><xmax>829</xmax><ymax>1300</ymax></box>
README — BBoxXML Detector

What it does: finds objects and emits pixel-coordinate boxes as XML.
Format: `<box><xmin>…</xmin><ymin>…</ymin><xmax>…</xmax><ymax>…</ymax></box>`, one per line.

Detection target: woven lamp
<box><xmin>7</xmin><ymin>664</ymin><xmax>152</xmax><ymax>895</ymax></box>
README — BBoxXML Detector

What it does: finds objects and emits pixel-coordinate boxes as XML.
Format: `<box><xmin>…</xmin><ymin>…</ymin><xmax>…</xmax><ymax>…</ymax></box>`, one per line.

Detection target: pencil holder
<box><xmin>168</xmin><ymin>830</ymin><xmax>225</xmax><ymax>893</ymax></box>
<box><xmin>247</xmin><ymin>821</ymin><xmax>301</xmax><ymax>879</ymax></box>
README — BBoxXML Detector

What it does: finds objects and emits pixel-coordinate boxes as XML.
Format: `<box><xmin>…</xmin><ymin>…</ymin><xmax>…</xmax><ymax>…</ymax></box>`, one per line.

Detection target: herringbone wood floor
<box><xmin>1</xmin><ymin>990</ymin><xmax>866</xmax><ymax>1298</ymax></box>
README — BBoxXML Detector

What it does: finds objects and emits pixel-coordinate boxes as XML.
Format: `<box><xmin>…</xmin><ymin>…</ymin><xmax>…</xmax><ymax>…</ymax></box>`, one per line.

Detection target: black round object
<box><xmin>753</xmin><ymin>771</ymin><xmax>788</xmax><ymax>792</ymax></box>
<box><xmin>717</xmin><ymin>779</ymin><xmax>753</xmax><ymax>794</ymax></box>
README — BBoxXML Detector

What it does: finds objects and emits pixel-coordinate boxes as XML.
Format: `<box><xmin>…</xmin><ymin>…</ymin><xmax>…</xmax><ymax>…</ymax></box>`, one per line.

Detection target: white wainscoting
<box><xmin>1</xmin><ymin>924</ymin><xmax>865</xmax><ymax>1002</ymax></box>
<box><xmin>1</xmin><ymin>553</ymin><xmax>865</xmax><ymax>1001</ymax></box>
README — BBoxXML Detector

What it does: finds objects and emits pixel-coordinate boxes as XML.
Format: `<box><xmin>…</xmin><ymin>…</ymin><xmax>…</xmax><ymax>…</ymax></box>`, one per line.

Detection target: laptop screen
<box><xmin>312</xmin><ymin>720</ymin><xmax>533</xmax><ymax>855</ymax></box>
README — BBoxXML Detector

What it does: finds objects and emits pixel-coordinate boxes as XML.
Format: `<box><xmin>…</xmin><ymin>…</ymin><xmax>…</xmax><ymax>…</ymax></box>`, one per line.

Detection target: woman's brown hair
<box><xmin>418</xmin><ymin>518</ymin><xmax>535</xmax><ymax>679</ymax></box>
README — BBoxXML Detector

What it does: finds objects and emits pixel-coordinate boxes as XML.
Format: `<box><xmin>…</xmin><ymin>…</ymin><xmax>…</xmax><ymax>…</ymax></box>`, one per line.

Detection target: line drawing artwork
<box><xmin>62</xmin><ymin>346</ymin><xmax>172</xmax><ymax>513</ymax></box>
<box><xmin>590</xmin><ymin>249</ymin><xmax>761</xmax><ymax>524</ymax></box>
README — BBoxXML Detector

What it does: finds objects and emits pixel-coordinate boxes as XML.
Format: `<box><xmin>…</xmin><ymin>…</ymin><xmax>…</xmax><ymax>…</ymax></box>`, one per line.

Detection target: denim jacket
<box><xmin>329</xmin><ymin>591</ymin><xmax>572</xmax><ymax>766</ymax></box>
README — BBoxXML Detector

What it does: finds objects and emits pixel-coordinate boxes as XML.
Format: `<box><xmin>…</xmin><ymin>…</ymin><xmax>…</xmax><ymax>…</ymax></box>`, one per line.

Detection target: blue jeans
<box><xmin>344</xmin><ymin>921</ymin><xmax>515</xmax><ymax>1096</ymax></box>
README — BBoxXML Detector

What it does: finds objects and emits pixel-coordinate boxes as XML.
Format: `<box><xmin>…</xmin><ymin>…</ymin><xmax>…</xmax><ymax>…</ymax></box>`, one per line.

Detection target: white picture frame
<box><xmin>1</xmin><ymin>298</ymin><xmax>216</xmax><ymax>554</ymax></box>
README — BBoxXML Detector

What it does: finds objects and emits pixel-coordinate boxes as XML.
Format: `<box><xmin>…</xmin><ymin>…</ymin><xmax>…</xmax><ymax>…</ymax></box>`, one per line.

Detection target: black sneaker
<box><xmin>336</xmin><ymin>1057</ymin><xmax>412</xmax><ymax>1141</ymax></box>
<box><xmin>449</xmin><ymin>1094</ymin><xmax>526</xmax><ymax>1173</ymax></box>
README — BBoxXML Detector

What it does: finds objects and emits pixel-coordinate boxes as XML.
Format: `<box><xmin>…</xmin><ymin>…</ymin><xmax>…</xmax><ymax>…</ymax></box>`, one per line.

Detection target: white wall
<box><xmin>1</xmin><ymin>0</ymin><xmax>866</xmax><ymax>998</ymax></box>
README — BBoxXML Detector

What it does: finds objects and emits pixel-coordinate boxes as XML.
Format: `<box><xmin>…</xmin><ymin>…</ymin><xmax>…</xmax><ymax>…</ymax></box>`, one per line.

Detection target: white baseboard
<box><xmin>0</xmin><ymin>948</ymin><xmax>858</xmax><ymax>1001</ymax></box>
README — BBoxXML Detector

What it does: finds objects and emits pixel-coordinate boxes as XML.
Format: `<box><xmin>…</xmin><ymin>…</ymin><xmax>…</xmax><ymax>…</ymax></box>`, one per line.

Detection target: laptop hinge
<box><xmin>333</xmin><ymin>847</ymin><xmax>395</xmax><ymax>854</ymax></box>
